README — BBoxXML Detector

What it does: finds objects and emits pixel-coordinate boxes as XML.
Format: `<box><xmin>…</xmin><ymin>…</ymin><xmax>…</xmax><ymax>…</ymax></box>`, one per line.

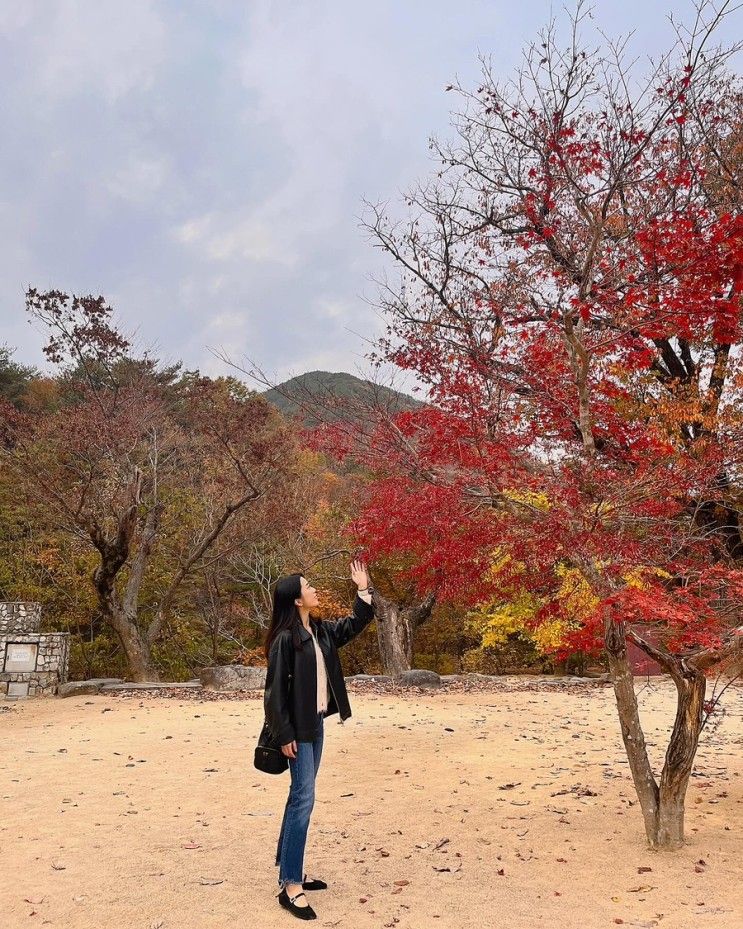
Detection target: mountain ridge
<box><xmin>261</xmin><ymin>370</ymin><xmax>423</xmax><ymax>425</ymax></box>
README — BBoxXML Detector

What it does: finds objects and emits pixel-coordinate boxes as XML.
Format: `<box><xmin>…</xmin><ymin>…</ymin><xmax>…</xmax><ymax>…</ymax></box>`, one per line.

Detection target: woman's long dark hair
<box><xmin>264</xmin><ymin>573</ymin><xmax>305</xmax><ymax>659</ymax></box>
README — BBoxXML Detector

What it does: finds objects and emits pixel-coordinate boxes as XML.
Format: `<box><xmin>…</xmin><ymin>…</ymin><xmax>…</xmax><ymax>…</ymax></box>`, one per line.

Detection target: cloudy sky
<box><xmin>0</xmin><ymin>1</ymin><xmax>737</xmax><ymax>385</ymax></box>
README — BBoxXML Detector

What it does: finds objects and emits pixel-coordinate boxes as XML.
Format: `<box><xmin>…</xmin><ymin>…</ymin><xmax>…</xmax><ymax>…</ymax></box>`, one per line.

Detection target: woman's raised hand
<box><xmin>350</xmin><ymin>558</ymin><xmax>369</xmax><ymax>590</ymax></box>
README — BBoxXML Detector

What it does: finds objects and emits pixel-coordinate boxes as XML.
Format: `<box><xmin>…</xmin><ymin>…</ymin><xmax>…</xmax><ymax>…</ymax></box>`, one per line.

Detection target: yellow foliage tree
<box><xmin>468</xmin><ymin>556</ymin><xmax>675</xmax><ymax>674</ymax></box>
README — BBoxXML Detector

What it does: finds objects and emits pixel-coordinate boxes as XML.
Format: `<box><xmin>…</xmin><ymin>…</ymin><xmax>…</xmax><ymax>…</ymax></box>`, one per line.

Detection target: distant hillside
<box><xmin>262</xmin><ymin>370</ymin><xmax>423</xmax><ymax>426</ymax></box>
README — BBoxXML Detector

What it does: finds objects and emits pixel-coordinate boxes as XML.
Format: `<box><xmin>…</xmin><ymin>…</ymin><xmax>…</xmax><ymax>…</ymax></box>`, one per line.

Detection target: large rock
<box><xmin>57</xmin><ymin>678</ymin><xmax>123</xmax><ymax>697</ymax></box>
<box><xmin>200</xmin><ymin>665</ymin><xmax>267</xmax><ymax>691</ymax></box>
<box><xmin>345</xmin><ymin>674</ymin><xmax>392</xmax><ymax>683</ymax></box>
<box><xmin>396</xmin><ymin>669</ymin><xmax>442</xmax><ymax>688</ymax></box>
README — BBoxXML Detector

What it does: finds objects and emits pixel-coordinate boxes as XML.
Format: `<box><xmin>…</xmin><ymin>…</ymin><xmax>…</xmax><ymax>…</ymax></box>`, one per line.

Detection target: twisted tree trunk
<box><xmin>109</xmin><ymin>606</ymin><xmax>162</xmax><ymax>682</ymax></box>
<box><xmin>605</xmin><ymin>617</ymin><xmax>660</xmax><ymax>844</ymax></box>
<box><xmin>86</xmin><ymin>468</ymin><xmax>263</xmax><ymax>682</ymax></box>
<box><xmin>656</xmin><ymin>670</ymin><xmax>706</xmax><ymax>847</ymax></box>
<box><xmin>86</xmin><ymin>473</ymin><xmax>164</xmax><ymax>682</ymax></box>
<box><xmin>373</xmin><ymin>589</ymin><xmax>436</xmax><ymax>676</ymax></box>
<box><xmin>606</xmin><ymin>615</ymin><xmax>712</xmax><ymax>849</ymax></box>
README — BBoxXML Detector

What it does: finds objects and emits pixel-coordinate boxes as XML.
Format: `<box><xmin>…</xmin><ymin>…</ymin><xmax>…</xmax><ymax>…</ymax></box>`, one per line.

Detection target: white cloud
<box><xmin>316</xmin><ymin>298</ymin><xmax>348</xmax><ymax>320</ymax></box>
<box><xmin>0</xmin><ymin>6</ymin><xmax>34</xmax><ymax>31</ymax></box>
<box><xmin>0</xmin><ymin>0</ymin><xmax>712</xmax><ymax>383</ymax></box>
<box><xmin>106</xmin><ymin>155</ymin><xmax>171</xmax><ymax>204</ymax></box>
<box><xmin>26</xmin><ymin>0</ymin><xmax>167</xmax><ymax>105</ymax></box>
<box><xmin>173</xmin><ymin>211</ymin><xmax>298</xmax><ymax>266</ymax></box>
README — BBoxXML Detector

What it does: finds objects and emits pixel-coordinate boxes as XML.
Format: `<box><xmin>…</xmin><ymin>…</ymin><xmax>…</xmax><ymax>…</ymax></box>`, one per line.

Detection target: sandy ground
<box><xmin>1</xmin><ymin>680</ymin><xmax>742</xmax><ymax>929</ymax></box>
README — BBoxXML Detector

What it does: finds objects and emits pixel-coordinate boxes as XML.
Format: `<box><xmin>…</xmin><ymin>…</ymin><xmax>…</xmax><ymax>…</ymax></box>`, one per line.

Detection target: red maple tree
<box><xmin>324</xmin><ymin>2</ymin><xmax>743</xmax><ymax>848</ymax></box>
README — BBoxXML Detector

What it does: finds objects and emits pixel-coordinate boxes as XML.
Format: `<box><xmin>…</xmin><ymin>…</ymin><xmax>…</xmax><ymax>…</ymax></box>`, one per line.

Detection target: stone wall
<box><xmin>0</xmin><ymin>602</ymin><xmax>70</xmax><ymax>698</ymax></box>
<box><xmin>0</xmin><ymin>602</ymin><xmax>42</xmax><ymax>635</ymax></box>
<box><xmin>200</xmin><ymin>665</ymin><xmax>267</xmax><ymax>691</ymax></box>
<box><xmin>0</xmin><ymin>633</ymin><xmax>71</xmax><ymax>697</ymax></box>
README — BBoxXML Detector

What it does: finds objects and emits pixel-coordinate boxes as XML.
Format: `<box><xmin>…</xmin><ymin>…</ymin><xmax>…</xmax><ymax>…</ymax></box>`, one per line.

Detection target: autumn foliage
<box><xmin>342</xmin><ymin>32</ymin><xmax>743</xmax><ymax>673</ymax></box>
<box><xmin>312</xmin><ymin>4</ymin><xmax>743</xmax><ymax>848</ymax></box>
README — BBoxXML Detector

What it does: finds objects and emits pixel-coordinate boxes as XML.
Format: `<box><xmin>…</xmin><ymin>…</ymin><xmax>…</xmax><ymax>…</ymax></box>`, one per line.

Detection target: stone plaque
<box><xmin>4</xmin><ymin>642</ymin><xmax>38</xmax><ymax>672</ymax></box>
<box><xmin>7</xmin><ymin>681</ymin><xmax>30</xmax><ymax>698</ymax></box>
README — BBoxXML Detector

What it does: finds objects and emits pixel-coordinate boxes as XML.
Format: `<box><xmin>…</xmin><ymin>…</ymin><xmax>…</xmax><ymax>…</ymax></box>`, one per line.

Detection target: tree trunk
<box><xmin>86</xmin><ymin>487</ymin><xmax>162</xmax><ymax>682</ymax></box>
<box><xmin>605</xmin><ymin>617</ymin><xmax>660</xmax><ymax>845</ymax></box>
<box><xmin>656</xmin><ymin>670</ymin><xmax>706</xmax><ymax>848</ymax></box>
<box><xmin>376</xmin><ymin>599</ymin><xmax>413</xmax><ymax>676</ymax></box>
<box><xmin>374</xmin><ymin>590</ymin><xmax>436</xmax><ymax>676</ymax></box>
<box><xmin>109</xmin><ymin>607</ymin><xmax>162</xmax><ymax>682</ymax></box>
<box><xmin>607</xmin><ymin>616</ymin><xmax>709</xmax><ymax>849</ymax></box>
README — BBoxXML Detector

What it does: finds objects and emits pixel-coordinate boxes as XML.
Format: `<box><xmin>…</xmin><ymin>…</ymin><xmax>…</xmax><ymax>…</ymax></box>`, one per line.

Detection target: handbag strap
<box><xmin>258</xmin><ymin>718</ymin><xmax>279</xmax><ymax>747</ymax></box>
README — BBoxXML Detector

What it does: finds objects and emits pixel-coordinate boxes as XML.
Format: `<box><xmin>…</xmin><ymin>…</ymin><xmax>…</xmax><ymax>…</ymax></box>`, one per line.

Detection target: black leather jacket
<box><xmin>264</xmin><ymin>593</ymin><xmax>375</xmax><ymax>744</ymax></box>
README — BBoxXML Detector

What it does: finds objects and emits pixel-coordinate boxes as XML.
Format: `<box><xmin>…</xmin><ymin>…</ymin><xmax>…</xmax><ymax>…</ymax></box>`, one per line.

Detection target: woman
<box><xmin>264</xmin><ymin>558</ymin><xmax>375</xmax><ymax>921</ymax></box>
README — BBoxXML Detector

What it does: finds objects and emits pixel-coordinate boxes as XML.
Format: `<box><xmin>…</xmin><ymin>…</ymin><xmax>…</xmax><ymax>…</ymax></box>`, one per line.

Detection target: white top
<box><xmin>311</xmin><ymin>631</ymin><xmax>329</xmax><ymax>714</ymax></box>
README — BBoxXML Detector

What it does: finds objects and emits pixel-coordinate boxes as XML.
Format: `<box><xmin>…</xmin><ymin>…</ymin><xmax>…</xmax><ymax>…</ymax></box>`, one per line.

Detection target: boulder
<box><xmin>57</xmin><ymin>678</ymin><xmax>123</xmax><ymax>697</ymax></box>
<box><xmin>396</xmin><ymin>669</ymin><xmax>442</xmax><ymax>688</ymax></box>
<box><xmin>345</xmin><ymin>674</ymin><xmax>392</xmax><ymax>683</ymax></box>
<box><xmin>200</xmin><ymin>665</ymin><xmax>267</xmax><ymax>691</ymax></box>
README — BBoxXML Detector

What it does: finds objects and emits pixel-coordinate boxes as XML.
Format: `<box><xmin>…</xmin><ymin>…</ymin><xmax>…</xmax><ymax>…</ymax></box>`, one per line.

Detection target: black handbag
<box><xmin>254</xmin><ymin>719</ymin><xmax>289</xmax><ymax>775</ymax></box>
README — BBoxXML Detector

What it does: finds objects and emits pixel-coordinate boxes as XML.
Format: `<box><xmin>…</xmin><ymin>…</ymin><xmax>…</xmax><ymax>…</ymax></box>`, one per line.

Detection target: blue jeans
<box><xmin>276</xmin><ymin>713</ymin><xmax>324</xmax><ymax>886</ymax></box>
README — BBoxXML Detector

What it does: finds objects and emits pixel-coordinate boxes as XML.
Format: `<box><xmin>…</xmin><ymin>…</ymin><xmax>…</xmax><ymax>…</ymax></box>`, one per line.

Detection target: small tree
<box><xmin>0</xmin><ymin>345</ymin><xmax>37</xmax><ymax>408</ymax></box>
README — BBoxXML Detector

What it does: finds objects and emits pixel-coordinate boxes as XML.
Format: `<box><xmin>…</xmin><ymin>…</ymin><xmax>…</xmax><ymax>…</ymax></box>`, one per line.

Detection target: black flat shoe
<box><xmin>278</xmin><ymin>888</ymin><xmax>317</xmax><ymax>920</ymax></box>
<box><xmin>302</xmin><ymin>873</ymin><xmax>328</xmax><ymax>891</ymax></box>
